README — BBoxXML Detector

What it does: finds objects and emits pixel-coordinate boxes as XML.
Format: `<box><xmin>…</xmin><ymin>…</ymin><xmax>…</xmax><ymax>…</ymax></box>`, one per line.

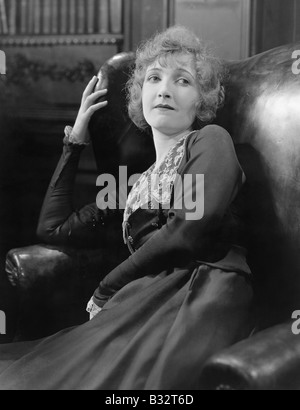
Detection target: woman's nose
<box><xmin>159</xmin><ymin>91</ymin><xmax>171</xmax><ymax>99</ymax></box>
<box><xmin>158</xmin><ymin>81</ymin><xmax>171</xmax><ymax>99</ymax></box>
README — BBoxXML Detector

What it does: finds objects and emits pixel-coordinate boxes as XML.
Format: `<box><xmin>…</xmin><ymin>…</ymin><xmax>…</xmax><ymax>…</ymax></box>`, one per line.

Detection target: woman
<box><xmin>0</xmin><ymin>26</ymin><xmax>253</xmax><ymax>390</ymax></box>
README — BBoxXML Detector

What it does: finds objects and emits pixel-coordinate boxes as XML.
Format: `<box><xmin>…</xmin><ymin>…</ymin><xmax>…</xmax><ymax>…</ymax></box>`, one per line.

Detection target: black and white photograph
<box><xmin>0</xmin><ymin>0</ymin><xmax>300</xmax><ymax>391</ymax></box>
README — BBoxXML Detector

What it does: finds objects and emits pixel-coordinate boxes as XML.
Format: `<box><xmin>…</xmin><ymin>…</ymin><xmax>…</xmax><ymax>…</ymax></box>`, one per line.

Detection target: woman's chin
<box><xmin>149</xmin><ymin>122</ymin><xmax>179</xmax><ymax>134</ymax></box>
<box><xmin>151</xmin><ymin>125</ymin><xmax>191</xmax><ymax>137</ymax></box>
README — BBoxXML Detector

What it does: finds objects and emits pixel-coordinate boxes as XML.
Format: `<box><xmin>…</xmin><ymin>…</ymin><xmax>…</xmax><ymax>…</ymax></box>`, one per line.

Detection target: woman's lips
<box><xmin>154</xmin><ymin>105</ymin><xmax>175</xmax><ymax>111</ymax></box>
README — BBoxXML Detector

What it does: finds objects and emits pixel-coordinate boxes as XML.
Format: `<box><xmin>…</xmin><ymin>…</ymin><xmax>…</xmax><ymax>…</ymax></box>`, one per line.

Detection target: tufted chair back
<box><xmin>89</xmin><ymin>44</ymin><xmax>300</xmax><ymax>329</ymax></box>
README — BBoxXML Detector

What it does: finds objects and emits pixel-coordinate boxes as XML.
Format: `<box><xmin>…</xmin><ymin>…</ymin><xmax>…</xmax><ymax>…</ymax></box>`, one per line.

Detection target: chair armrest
<box><xmin>5</xmin><ymin>245</ymin><xmax>104</xmax><ymax>291</ymax></box>
<box><xmin>5</xmin><ymin>244</ymin><xmax>110</xmax><ymax>340</ymax></box>
<box><xmin>199</xmin><ymin>322</ymin><xmax>300</xmax><ymax>390</ymax></box>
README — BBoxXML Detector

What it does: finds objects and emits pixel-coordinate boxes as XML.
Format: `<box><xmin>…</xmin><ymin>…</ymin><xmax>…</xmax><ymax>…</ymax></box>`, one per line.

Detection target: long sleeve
<box><xmin>93</xmin><ymin>125</ymin><xmax>244</xmax><ymax>306</ymax></box>
<box><xmin>37</xmin><ymin>141</ymin><xmax>123</xmax><ymax>249</ymax></box>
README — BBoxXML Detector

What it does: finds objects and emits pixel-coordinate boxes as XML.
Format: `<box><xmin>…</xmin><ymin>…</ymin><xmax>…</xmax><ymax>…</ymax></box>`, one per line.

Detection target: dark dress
<box><xmin>0</xmin><ymin>125</ymin><xmax>253</xmax><ymax>390</ymax></box>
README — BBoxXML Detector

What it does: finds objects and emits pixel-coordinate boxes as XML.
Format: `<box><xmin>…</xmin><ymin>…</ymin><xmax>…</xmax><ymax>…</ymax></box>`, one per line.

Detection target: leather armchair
<box><xmin>6</xmin><ymin>52</ymin><xmax>155</xmax><ymax>341</ymax></box>
<box><xmin>199</xmin><ymin>322</ymin><xmax>300</xmax><ymax>390</ymax></box>
<box><xmin>6</xmin><ymin>245</ymin><xmax>106</xmax><ymax>340</ymax></box>
<box><xmin>5</xmin><ymin>43</ymin><xmax>300</xmax><ymax>389</ymax></box>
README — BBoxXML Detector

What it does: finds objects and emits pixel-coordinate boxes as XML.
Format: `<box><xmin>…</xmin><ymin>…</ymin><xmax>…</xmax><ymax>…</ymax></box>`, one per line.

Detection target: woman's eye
<box><xmin>177</xmin><ymin>78</ymin><xmax>190</xmax><ymax>85</ymax></box>
<box><xmin>148</xmin><ymin>75</ymin><xmax>160</xmax><ymax>82</ymax></box>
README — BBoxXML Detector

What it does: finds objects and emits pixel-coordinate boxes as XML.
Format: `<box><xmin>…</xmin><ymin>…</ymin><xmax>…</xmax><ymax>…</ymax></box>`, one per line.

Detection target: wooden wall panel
<box><xmin>251</xmin><ymin>0</ymin><xmax>300</xmax><ymax>55</ymax></box>
<box><xmin>174</xmin><ymin>0</ymin><xmax>251</xmax><ymax>60</ymax></box>
<box><xmin>123</xmin><ymin>0</ymin><xmax>171</xmax><ymax>51</ymax></box>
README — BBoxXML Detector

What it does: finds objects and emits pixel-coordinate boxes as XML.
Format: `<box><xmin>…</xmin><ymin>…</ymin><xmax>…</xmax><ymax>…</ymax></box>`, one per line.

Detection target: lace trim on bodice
<box><xmin>123</xmin><ymin>131</ymin><xmax>196</xmax><ymax>238</ymax></box>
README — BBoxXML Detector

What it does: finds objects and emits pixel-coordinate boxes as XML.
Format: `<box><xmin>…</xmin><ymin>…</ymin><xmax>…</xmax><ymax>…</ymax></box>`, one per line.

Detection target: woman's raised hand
<box><xmin>72</xmin><ymin>76</ymin><xmax>108</xmax><ymax>144</ymax></box>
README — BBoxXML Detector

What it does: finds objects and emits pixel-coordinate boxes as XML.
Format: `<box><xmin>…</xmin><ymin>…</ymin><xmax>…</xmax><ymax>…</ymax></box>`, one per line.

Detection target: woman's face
<box><xmin>142</xmin><ymin>53</ymin><xmax>200</xmax><ymax>137</ymax></box>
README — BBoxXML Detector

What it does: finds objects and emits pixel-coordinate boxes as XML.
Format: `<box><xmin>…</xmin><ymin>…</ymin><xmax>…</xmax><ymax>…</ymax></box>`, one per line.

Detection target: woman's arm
<box><xmin>37</xmin><ymin>142</ymin><xmax>107</xmax><ymax>248</ymax></box>
<box><xmin>92</xmin><ymin>126</ymin><xmax>244</xmax><ymax>306</ymax></box>
<box><xmin>36</xmin><ymin>77</ymin><xmax>115</xmax><ymax>248</ymax></box>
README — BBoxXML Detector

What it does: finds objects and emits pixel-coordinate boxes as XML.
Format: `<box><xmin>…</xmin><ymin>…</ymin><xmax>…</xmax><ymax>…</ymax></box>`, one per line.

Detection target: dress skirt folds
<box><xmin>0</xmin><ymin>127</ymin><xmax>254</xmax><ymax>389</ymax></box>
<box><xmin>0</xmin><ymin>259</ymin><xmax>253</xmax><ymax>390</ymax></box>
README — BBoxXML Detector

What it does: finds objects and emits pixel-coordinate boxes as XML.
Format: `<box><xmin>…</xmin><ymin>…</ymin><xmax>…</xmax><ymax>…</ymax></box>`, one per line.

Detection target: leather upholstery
<box><xmin>5</xmin><ymin>44</ymin><xmax>300</xmax><ymax>386</ymax></box>
<box><xmin>216</xmin><ymin>43</ymin><xmax>300</xmax><ymax>327</ymax></box>
<box><xmin>6</xmin><ymin>245</ymin><xmax>79</xmax><ymax>289</ymax></box>
<box><xmin>200</xmin><ymin>42</ymin><xmax>300</xmax><ymax>389</ymax></box>
<box><xmin>5</xmin><ymin>245</ymin><xmax>107</xmax><ymax>340</ymax></box>
<box><xmin>199</xmin><ymin>322</ymin><xmax>300</xmax><ymax>390</ymax></box>
<box><xmin>6</xmin><ymin>245</ymin><xmax>104</xmax><ymax>290</ymax></box>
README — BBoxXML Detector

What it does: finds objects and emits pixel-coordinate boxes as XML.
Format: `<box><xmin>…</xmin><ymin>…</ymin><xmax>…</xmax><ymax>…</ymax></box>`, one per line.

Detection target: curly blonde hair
<box><xmin>127</xmin><ymin>26</ymin><xmax>225</xmax><ymax>131</ymax></box>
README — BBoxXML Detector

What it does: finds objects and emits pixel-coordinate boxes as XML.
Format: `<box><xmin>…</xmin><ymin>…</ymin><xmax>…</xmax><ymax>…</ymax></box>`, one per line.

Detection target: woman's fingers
<box><xmin>82</xmin><ymin>89</ymin><xmax>108</xmax><ymax>111</ymax></box>
<box><xmin>82</xmin><ymin>76</ymin><xmax>99</xmax><ymax>101</ymax></box>
<box><xmin>77</xmin><ymin>77</ymin><xmax>108</xmax><ymax>121</ymax></box>
<box><xmin>87</xmin><ymin>100</ymin><xmax>108</xmax><ymax>117</ymax></box>
<box><xmin>87</xmin><ymin>89</ymin><xmax>108</xmax><ymax>102</ymax></box>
